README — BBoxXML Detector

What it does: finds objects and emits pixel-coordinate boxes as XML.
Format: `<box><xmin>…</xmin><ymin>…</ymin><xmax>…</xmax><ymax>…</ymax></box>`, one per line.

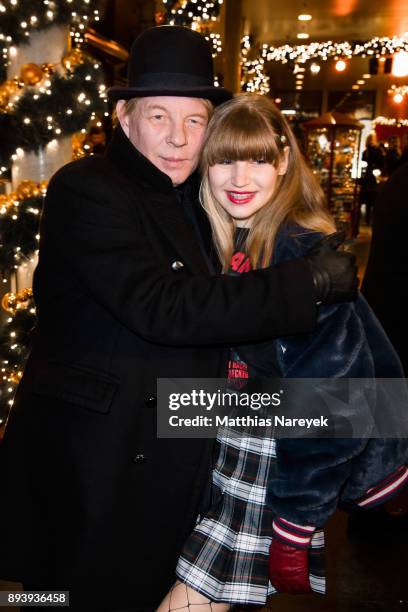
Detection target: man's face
<box><xmin>117</xmin><ymin>96</ymin><xmax>209</xmax><ymax>186</ymax></box>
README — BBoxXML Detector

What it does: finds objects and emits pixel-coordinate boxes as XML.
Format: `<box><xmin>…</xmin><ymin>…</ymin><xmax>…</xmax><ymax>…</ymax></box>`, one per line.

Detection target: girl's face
<box><xmin>208</xmin><ymin>153</ymin><xmax>288</xmax><ymax>227</ymax></box>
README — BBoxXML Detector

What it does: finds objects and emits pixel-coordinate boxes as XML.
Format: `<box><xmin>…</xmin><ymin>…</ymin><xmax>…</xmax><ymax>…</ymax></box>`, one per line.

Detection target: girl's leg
<box><xmin>156</xmin><ymin>581</ymin><xmax>231</xmax><ymax>612</ymax></box>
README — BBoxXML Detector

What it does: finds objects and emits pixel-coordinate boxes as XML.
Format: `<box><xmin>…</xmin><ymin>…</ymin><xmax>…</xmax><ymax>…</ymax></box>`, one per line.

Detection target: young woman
<box><xmin>157</xmin><ymin>94</ymin><xmax>408</xmax><ymax>611</ymax></box>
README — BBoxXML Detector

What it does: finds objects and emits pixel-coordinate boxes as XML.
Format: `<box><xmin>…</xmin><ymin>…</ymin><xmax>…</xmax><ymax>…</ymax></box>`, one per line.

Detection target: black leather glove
<box><xmin>305</xmin><ymin>231</ymin><xmax>358</xmax><ymax>305</ymax></box>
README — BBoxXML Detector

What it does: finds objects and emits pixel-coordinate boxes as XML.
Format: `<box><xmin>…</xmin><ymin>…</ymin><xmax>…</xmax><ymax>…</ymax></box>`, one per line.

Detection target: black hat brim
<box><xmin>108</xmin><ymin>85</ymin><xmax>232</xmax><ymax>105</ymax></box>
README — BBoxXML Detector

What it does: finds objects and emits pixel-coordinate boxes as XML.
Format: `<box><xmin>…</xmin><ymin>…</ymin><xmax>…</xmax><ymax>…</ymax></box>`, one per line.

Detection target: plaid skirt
<box><xmin>176</xmin><ymin>426</ymin><xmax>325</xmax><ymax>605</ymax></box>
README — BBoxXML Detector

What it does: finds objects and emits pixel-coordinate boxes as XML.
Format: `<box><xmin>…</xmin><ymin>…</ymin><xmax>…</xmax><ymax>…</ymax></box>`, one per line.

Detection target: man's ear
<box><xmin>278</xmin><ymin>146</ymin><xmax>290</xmax><ymax>176</ymax></box>
<box><xmin>116</xmin><ymin>100</ymin><xmax>129</xmax><ymax>136</ymax></box>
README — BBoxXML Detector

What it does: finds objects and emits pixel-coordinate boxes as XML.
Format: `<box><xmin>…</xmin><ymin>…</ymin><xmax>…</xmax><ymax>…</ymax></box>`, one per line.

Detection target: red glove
<box><xmin>269</xmin><ymin>517</ymin><xmax>315</xmax><ymax>594</ymax></box>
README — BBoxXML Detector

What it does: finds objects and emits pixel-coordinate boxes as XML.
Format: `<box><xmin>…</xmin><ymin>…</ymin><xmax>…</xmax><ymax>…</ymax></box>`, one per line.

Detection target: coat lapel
<box><xmin>143</xmin><ymin>192</ymin><xmax>211</xmax><ymax>275</ymax></box>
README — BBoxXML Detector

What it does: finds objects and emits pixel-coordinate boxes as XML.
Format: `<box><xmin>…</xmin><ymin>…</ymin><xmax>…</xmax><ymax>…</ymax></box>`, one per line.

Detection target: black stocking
<box><xmin>157</xmin><ymin>581</ymin><xmax>231</xmax><ymax>612</ymax></box>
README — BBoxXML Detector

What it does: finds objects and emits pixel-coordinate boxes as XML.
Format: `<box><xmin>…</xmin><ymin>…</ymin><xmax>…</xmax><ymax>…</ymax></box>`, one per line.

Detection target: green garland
<box><xmin>0</xmin><ymin>58</ymin><xmax>107</xmax><ymax>166</ymax></box>
<box><xmin>0</xmin><ymin>193</ymin><xmax>44</xmax><ymax>275</ymax></box>
<box><xmin>0</xmin><ymin>0</ymin><xmax>103</xmax><ymax>46</ymax></box>
<box><xmin>0</xmin><ymin>299</ymin><xmax>36</xmax><ymax>424</ymax></box>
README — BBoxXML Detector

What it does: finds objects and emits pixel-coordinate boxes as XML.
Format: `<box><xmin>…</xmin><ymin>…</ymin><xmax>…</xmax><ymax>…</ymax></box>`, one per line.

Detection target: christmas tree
<box><xmin>0</xmin><ymin>0</ymin><xmax>107</xmax><ymax>429</ymax></box>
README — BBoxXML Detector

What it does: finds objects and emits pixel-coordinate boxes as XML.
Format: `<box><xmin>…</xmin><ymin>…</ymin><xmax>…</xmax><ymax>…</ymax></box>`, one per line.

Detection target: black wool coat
<box><xmin>0</xmin><ymin>126</ymin><xmax>316</xmax><ymax>610</ymax></box>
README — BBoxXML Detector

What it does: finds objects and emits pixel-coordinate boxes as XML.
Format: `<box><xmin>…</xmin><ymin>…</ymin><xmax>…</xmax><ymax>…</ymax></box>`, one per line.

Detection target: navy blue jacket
<box><xmin>238</xmin><ymin>224</ymin><xmax>408</xmax><ymax>528</ymax></box>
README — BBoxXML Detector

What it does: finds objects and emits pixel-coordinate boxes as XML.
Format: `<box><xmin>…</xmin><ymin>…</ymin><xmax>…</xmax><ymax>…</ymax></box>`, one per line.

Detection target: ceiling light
<box><xmin>392</xmin><ymin>52</ymin><xmax>408</xmax><ymax>77</ymax></box>
<box><xmin>298</xmin><ymin>13</ymin><xmax>312</xmax><ymax>21</ymax></box>
<box><xmin>297</xmin><ymin>32</ymin><xmax>309</xmax><ymax>39</ymax></box>
<box><xmin>335</xmin><ymin>59</ymin><xmax>347</xmax><ymax>72</ymax></box>
<box><xmin>393</xmin><ymin>93</ymin><xmax>404</xmax><ymax>103</ymax></box>
<box><xmin>362</xmin><ymin>73</ymin><xmax>371</xmax><ymax>78</ymax></box>
<box><xmin>352</xmin><ymin>84</ymin><xmax>359</xmax><ymax>89</ymax></box>
<box><xmin>310</xmin><ymin>62</ymin><xmax>321</xmax><ymax>74</ymax></box>
<box><xmin>357</xmin><ymin>79</ymin><xmax>365</xmax><ymax>85</ymax></box>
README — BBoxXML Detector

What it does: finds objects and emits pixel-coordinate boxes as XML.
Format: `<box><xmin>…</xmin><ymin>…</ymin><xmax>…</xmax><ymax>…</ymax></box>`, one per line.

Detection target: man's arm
<box><xmin>39</xmin><ymin>173</ymin><xmax>353</xmax><ymax>346</ymax></box>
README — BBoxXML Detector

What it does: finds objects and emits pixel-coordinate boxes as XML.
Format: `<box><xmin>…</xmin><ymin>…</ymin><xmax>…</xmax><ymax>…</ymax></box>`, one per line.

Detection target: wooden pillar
<box><xmin>221</xmin><ymin>0</ymin><xmax>243</xmax><ymax>94</ymax></box>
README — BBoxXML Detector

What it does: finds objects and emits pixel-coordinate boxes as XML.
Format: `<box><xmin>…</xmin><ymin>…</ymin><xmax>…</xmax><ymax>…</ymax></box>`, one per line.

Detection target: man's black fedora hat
<box><xmin>108</xmin><ymin>25</ymin><xmax>231</xmax><ymax>104</ymax></box>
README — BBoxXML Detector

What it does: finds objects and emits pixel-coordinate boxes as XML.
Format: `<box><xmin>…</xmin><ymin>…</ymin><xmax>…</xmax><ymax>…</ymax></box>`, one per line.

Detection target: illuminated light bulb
<box><xmin>393</xmin><ymin>93</ymin><xmax>404</xmax><ymax>103</ymax></box>
<box><xmin>310</xmin><ymin>62</ymin><xmax>321</xmax><ymax>74</ymax></box>
<box><xmin>352</xmin><ymin>84</ymin><xmax>359</xmax><ymax>89</ymax></box>
<box><xmin>298</xmin><ymin>14</ymin><xmax>312</xmax><ymax>21</ymax></box>
<box><xmin>392</xmin><ymin>52</ymin><xmax>408</xmax><ymax>77</ymax></box>
<box><xmin>357</xmin><ymin>80</ymin><xmax>365</xmax><ymax>85</ymax></box>
<box><xmin>335</xmin><ymin>59</ymin><xmax>347</xmax><ymax>72</ymax></box>
<box><xmin>362</xmin><ymin>73</ymin><xmax>371</xmax><ymax>78</ymax></box>
<box><xmin>23</xmin><ymin>117</ymin><xmax>30</xmax><ymax>124</ymax></box>
<box><xmin>297</xmin><ymin>32</ymin><xmax>309</xmax><ymax>39</ymax></box>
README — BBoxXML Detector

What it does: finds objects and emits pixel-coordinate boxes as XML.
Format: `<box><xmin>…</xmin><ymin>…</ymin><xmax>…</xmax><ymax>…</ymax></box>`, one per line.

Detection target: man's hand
<box><xmin>305</xmin><ymin>231</ymin><xmax>358</xmax><ymax>305</ymax></box>
<box><xmin>269</xmin><ymin>539</ymin><xmax>312</xmax><ymax>594</ymax></box>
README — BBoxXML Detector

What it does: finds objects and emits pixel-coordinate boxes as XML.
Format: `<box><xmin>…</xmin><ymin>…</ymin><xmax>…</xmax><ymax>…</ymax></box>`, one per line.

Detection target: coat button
<box><xmin>145</xmin><ymin>394</ymin><xmax>157</xmax><ymax>407</ymax></box>
<box><xmin>171</xmin><ymin>260</ymin><xmax>184</xmax><ymax>271</ymax></box>
<box><xmin>133</xmin><ymin>454</ymin><xmax>146</xmax><ymax>464</ymax></box>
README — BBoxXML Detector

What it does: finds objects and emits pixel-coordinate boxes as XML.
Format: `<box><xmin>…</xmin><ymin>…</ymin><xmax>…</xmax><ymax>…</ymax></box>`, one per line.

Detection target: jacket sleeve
<box><xmin>39</xmin><ymin>171</ymin><xmax>317</xmax><ymax>347</ymax></box>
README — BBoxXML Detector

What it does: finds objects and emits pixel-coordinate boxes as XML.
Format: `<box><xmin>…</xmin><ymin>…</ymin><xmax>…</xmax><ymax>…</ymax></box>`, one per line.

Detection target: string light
<box><xmin>241</xmin><ymin>33</ymin><xmax>408</xmax><ymax>94</ymax></box>
<box><xmin>373</xmin><ymin>116</ymin><xmax>408</xmax><ymax>127</ymax></box>
<box><xmin>261</xmin><ymin>34</ymin><xmax>408</xmax><ymax>65</ymax></box>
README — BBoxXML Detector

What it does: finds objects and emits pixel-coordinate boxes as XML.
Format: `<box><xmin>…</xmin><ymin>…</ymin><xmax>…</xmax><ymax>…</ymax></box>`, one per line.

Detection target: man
<box><xmin>362</xmin><ymin>161</ymin><xmax>408</xmax><ymax>375</ymax></box>
<box><xmin>0</xmin><ymin>26</ymin><xmax>357</xmax><ymax>611</ymax></box>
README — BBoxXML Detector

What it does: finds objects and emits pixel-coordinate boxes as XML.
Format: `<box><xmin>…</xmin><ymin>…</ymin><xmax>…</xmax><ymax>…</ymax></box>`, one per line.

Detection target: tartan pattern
<box><xmin>176</xmin><ymin>426</ymin><xmax>326</xmax><ymax>605</ymax></box>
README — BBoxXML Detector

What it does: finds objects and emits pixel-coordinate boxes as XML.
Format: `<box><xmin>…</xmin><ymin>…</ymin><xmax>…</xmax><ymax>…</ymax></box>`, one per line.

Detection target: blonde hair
<box><xmin>200</xmin><ymin>94</ymin><xmax>335</xmax><ymax>271</ymax></box>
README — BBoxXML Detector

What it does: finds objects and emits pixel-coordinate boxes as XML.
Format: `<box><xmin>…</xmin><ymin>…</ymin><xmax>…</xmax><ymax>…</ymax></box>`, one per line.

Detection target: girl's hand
<box><xmin>269</xmin><ymin>539</ymin><xmax>312</xmax><ymax>594</ymax></box>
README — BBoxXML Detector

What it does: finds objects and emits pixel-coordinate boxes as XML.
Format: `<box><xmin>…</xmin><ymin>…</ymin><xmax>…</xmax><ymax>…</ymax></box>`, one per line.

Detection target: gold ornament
<box><xmin>0</xmin><ymin>90</ymin><xmax>9</xmax><ymax>111</ymax></box>
<box><xmin>0</xmin><ymin>194</ymin><xmax>14</xmax><ymax>212</ymax></box>
<box><xmin>41</xmin><ymin>63</ymin><xmax>55</xmax><ymax>76</ymax></box>
<box><xmin>8</xmin><ymin>371</ymin><xmax>23</xmax><ymax>385</ymax></box>
<box><xmin>71</xmin><ymin>131</ymin><xmax>86</xmax><ymax>159</ymax></box>
<box><xmin>155</xmin><ymin>11</ymin><xmax>166</xmax><ymax>25</ymax></box>
<box><xmin>16</xmin><ymin>180</ymin><xmax>39</xmax><ymax>200</ymax></box>
<box><xmin>15</xmin><ymin>288</ymin><xmax>33</xmax><ymax>311</ymax></box>
<box><xmin>3</xmin><ymin>80</ymin><xmax>18</xmax><ymax>95</ymax></box>
<box><xmin>39</xmin><ymin>180</ymin><xmax>48</xmax><ymax>194</ymax></box>
<box><xmin>20</xmin><ymin>63</ymin><xmax>43</xmax><ymax>86</ymax></box>
<box><xmin>1</xmin><ymin>292</ymin><xmax>17</xmax><ymax>314</ymax></box>
<box><xmin>62</xmin><ymin>48</ymin><xmax>84</xmax><ymax>70</ymax></box>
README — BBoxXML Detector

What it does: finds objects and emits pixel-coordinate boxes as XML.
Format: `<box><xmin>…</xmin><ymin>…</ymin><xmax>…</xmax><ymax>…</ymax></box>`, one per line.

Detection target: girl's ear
<box><xmin>277</xmin><ymin>146</ymin><xmax>290</xmax><ymax>176</ymax></box>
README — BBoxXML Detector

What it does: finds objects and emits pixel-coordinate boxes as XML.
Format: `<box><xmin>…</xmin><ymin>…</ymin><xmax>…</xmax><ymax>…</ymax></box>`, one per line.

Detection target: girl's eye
<box><xmin>219</xmin><ymin>159</ymin><xmax>232</xmax><ymax>165</ymax></box>
<box><xmin>253</xmin><ymin>159</ymin><xmax>267</xmax><ymax>165</ymax></box>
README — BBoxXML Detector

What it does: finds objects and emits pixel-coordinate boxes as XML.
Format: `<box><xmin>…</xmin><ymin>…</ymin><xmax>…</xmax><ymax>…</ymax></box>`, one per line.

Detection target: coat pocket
<box><xmin>29</xmin><ymin>361</ymin><xmax>118</xmax><ymax>414</ymax></box>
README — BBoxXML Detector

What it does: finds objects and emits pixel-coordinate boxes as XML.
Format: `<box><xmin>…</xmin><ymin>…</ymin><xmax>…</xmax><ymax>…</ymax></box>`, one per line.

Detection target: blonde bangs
<box><xmin>202</xmin><ymin>107</ymin><xmax>280</xmax><ymax>168</ymax></box>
